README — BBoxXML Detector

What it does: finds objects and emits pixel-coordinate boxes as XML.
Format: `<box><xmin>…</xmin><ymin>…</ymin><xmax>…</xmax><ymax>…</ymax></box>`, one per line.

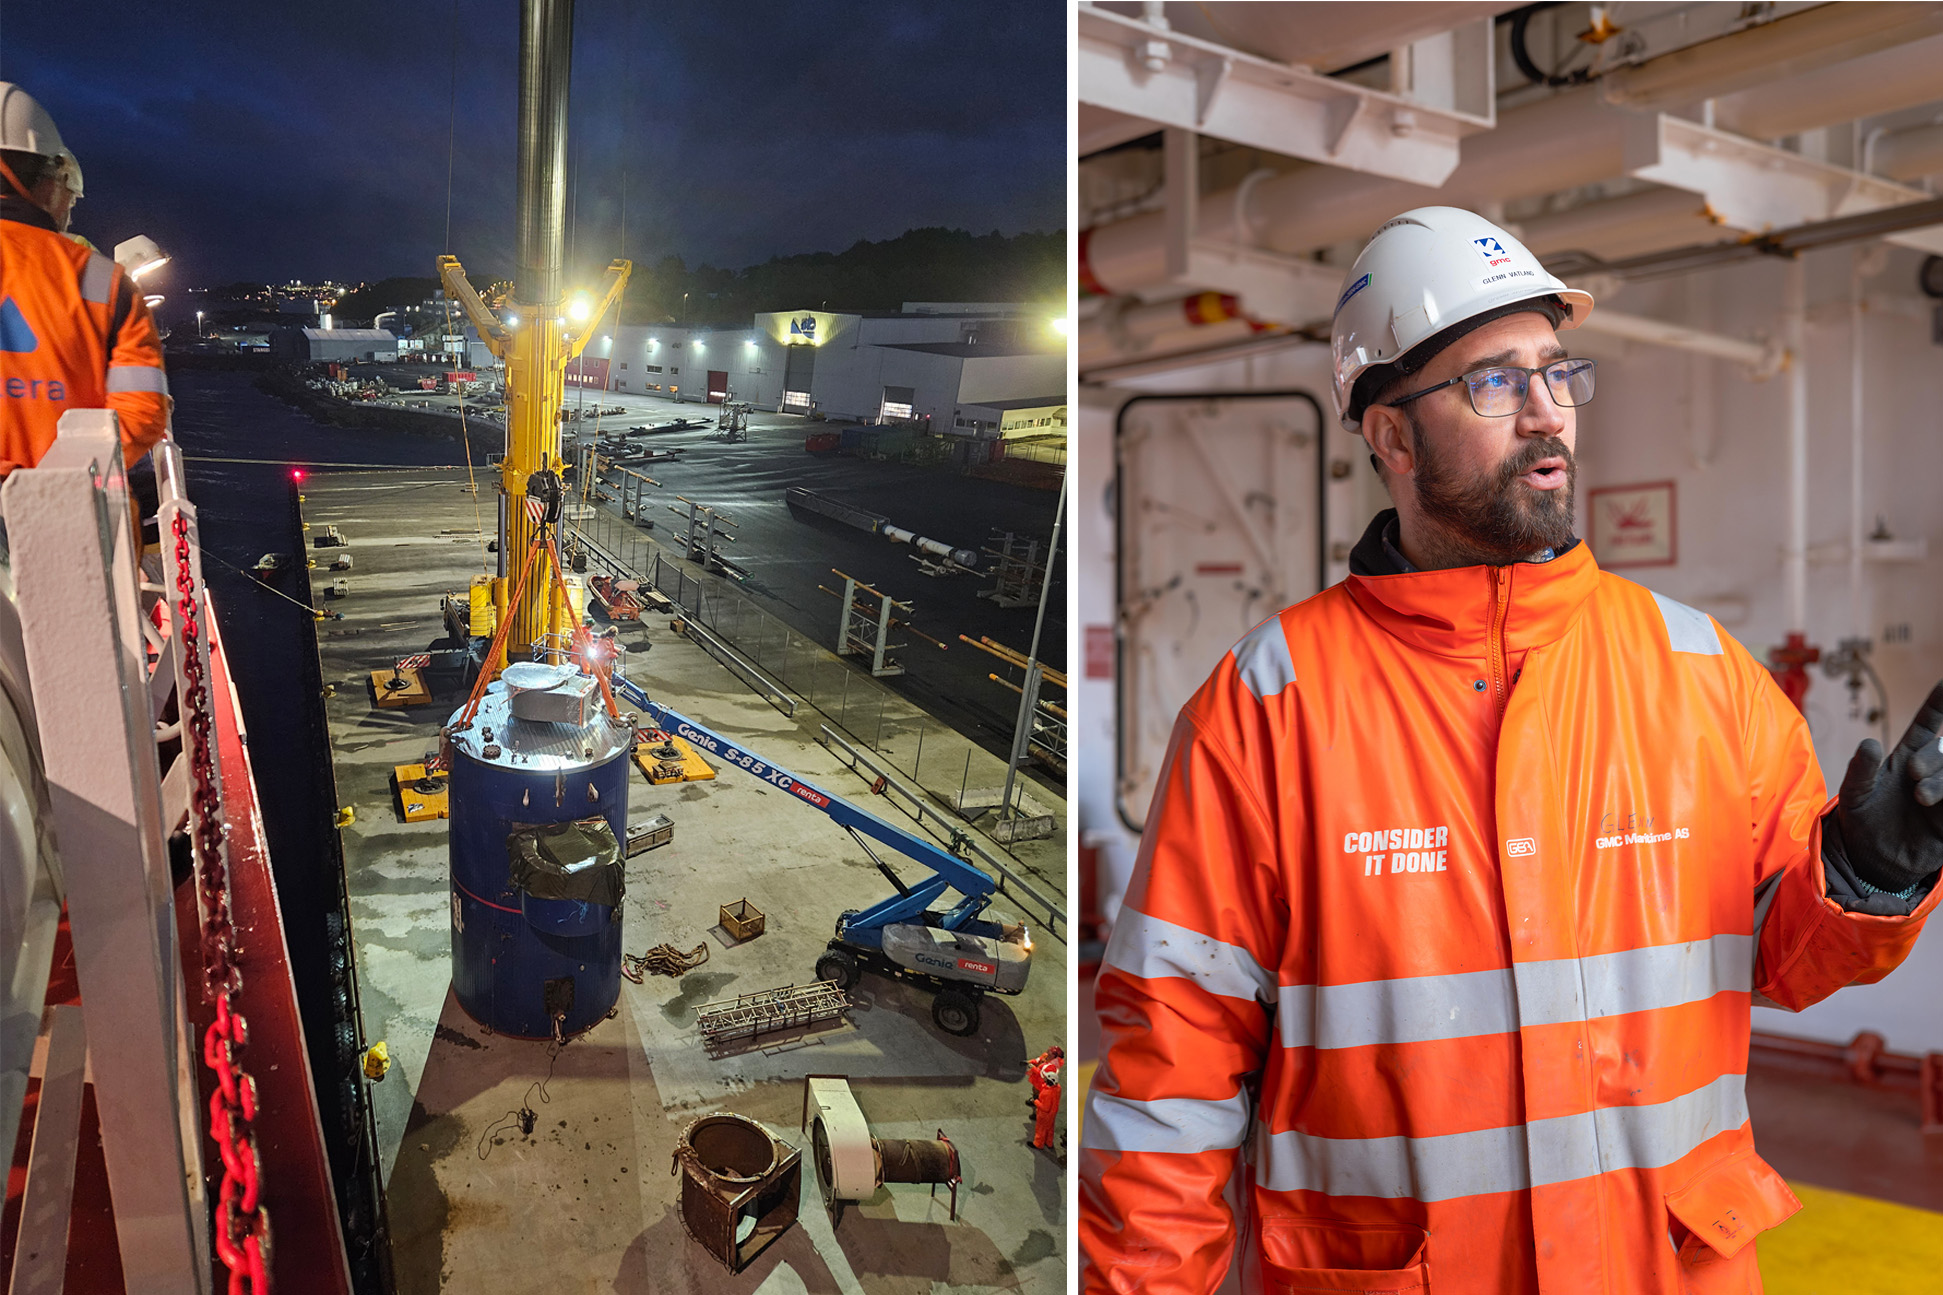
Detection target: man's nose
<box><xmin>1517</xmin><ymin>378</ymin><xmax>1569</xmax><ymax>438</ymax></box>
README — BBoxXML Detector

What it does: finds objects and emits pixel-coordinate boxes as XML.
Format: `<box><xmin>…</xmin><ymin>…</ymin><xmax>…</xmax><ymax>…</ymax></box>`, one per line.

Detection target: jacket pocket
<box><xmin>1259</xmin><ymin>1220</ymin><xmax>1430</xmax><ymax>1294</ymax></box>
<box><xmin>1665</xmin><ymin>1147</ymin><xmax>1802</xmax><ymax>1287</ymax></box>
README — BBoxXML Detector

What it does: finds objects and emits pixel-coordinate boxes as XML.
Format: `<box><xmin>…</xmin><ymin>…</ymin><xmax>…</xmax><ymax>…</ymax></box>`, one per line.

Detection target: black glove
<box><xmin>1833</xmin><ymin>680</ymin><xmax>1943</xmax><ymax>898</ymax></box>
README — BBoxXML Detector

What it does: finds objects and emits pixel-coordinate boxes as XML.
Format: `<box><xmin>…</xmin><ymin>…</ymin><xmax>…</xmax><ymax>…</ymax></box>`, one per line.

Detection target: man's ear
<box><xmin>1362</xmin><ymin>404</ymin><xmax>1414</xmax><ymax>480</ymax></box>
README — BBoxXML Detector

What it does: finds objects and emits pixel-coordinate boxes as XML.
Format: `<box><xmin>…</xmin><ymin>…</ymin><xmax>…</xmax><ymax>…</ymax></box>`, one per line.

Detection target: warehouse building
<box><xmin>585</xmin><ymin>304</ymin><xmax>1064</xmax><ymax>430</ymax></box>
<box><xmin>269</xmin><ymin>326</ymin><xmax>399</xmax><ymax>364</ymax></box>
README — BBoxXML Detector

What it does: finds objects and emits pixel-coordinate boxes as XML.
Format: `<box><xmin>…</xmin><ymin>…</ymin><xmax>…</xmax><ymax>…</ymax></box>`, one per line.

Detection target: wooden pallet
<box><xmin>695</xmin><ymin>982</ymin><xmax>848</xmax><ymax>1047</ymax></box>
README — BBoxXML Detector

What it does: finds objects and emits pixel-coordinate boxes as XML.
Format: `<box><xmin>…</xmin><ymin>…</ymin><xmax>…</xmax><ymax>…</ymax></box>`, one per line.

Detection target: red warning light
<box><xmin>291</xmin><ymin>469</ymin><xmax>306</xmax><ymax>482</ymax></box>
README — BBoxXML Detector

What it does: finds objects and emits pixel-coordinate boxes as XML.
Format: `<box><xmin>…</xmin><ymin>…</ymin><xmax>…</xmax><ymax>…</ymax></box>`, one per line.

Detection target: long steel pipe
<box><xmin>1082</xmin><ymin>4</ymin><xmax>1943</xmax><ymax>298</ymax></box>
<box><xmin>516</xmin><ymin>0</ymin><xmax>573</xmax><ymax>307</ymax></box>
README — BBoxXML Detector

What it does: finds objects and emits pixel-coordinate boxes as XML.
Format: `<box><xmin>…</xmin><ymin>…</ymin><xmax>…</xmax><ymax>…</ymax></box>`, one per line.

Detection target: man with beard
<box><xmin>1079</xmin><ymin>207</ymin><xmax>1943</xmax><ymax>1295</ymax></box>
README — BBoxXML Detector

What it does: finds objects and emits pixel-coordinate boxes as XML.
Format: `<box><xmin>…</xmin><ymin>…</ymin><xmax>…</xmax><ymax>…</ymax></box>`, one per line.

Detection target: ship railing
<box><xmin>2</xmin><ymin>413</ymin><xmax>216</xmax><ymax>1291</ymax></box>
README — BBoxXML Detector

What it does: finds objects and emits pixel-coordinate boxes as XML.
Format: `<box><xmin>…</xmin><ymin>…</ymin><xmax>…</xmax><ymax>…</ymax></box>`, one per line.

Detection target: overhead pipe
<box><xmin>1083</xmin><ymin>3</ymin><xmax>1943</xmax><ymax>299</ymax></box>
<box><xmin>1518</xmin><ymin>188</ymin><xmax>1726</xmax><ymax>262</ymax></box>
<box><xmin>1870</xmin><ymin>121</ymin><xmax>1943</xmax><ymax>184</ymax></box>
<box><xmin>1711</xmin><ymin>33</ymin><xmax>1943</xmax><ymax>141</ymax></box>
<box><xmin>1594</xmin><ymin>2</ymin><xmax>1943</xmax><ymax>112</ymax></box>
<box><xmin>1573</xmin><ymin>306</ymin><xmax>1780</xmax><ymax>377</ymax></box>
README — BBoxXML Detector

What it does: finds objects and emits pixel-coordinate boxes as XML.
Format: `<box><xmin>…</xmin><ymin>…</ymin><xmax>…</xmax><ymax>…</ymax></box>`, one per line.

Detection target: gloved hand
<box><xmin>1834</xmin><ymin>680</ymin><xmax>1943</xmax><ymax>896</ymax></box>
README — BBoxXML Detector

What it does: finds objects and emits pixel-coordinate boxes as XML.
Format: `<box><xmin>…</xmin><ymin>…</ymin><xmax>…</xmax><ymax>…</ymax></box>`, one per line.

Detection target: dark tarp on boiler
<box><xmin>507</xmin><ymin>817</ymin><xmax>625</xmax><ymax>907</ymax></box>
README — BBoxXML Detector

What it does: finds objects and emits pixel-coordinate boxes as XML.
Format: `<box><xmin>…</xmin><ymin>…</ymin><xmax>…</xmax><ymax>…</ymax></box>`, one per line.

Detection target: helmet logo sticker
<box><xmin>1474</xmin><ymin>236</ymin><xmax>1514</xmax><ymax>269</ymax></box>
<box><xmin>1334</xmin><ymin>273</ymin><xmax>1371</xmax><ymax>318</ymax></box>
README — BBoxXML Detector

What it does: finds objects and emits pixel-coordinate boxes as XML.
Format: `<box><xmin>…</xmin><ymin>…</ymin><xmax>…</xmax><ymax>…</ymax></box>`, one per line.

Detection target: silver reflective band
<box><xmin>80</xmin><ymin>253</ymin><xmax>114</xmax><ymax>305</ymax></box>
<box><xmin>1653</xmin><ymin>592</ymin><xmax>1722</xmax><ymax>656</ymax></box>
<box><xmin>106</xmin><ymin>365</ymin><xmax>168</xmax><ymax>395</ymax></box>
<box><xmin>1083</xmin><ymin>1088</ymin><xmax>1251</xmax><ymax>1156</ymax></box>
<box><xmin>1277</xmin><ymin>933</ymin><xmax>1752</xmax><ymax>1050</ymax></box>
<box><xmin>1232</xmin><ymin>615</ymin><xmax>1297</xmax><ymax>702</ymax></box>
<box><xmin>1104</xmin><ymin>907</ymin><xmax>1277</xmax><ymax>1004</ymax></box>
<box><xmin>1259</xmin><ymin>1072</ymin><xmax>1748</xmax><ymax>1201</ymax></box>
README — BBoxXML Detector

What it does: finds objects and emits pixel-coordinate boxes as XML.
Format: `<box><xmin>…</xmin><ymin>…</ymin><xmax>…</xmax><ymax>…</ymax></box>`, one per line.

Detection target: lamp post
<box><xmin>195</xmin><ymin>310</ymin><xmax>204</xmax><ymax>338</ymax></box>
<box><xmin>681</xmin><ymin>291</ymin><xmax>689</xmax><ymax>323</ymax></box>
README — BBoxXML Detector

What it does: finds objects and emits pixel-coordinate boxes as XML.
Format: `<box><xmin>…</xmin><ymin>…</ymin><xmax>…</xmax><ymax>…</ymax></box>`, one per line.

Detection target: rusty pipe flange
<box><xmin>673</xmin><ymin>1112</ymin><xmax>781</xmax><ymax>1186</ymax></box>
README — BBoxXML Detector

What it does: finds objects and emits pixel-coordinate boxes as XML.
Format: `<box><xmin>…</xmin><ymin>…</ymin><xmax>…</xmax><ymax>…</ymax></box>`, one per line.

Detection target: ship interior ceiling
<box><xmin>1078</xmin><ymin>0</ymin><xmax>1943</xmax><ymax>1280</ymax></box>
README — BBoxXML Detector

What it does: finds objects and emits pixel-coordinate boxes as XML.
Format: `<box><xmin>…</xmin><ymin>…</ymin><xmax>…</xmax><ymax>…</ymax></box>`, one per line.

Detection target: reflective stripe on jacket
<box><xmin>1080</xmin><ymin>534</ymin><xmax>1937</xmax><ymax>1295</ymax></box>
<box><xmin>0</xmin><ymin>199</ymin><xmax>170</xmax><ymax>474</ymax></box>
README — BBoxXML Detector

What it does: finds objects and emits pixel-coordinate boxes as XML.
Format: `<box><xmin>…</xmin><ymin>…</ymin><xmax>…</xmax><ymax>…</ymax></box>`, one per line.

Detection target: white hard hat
<box><xmin>1330</xmin><ymin>206</ymin><xmax>1591</xmax><ymax>431</ymax></box>
<box><xmin>0</xmin><ymin>82</ymin><xmax>84</xmax><ymax>200</ymax></box>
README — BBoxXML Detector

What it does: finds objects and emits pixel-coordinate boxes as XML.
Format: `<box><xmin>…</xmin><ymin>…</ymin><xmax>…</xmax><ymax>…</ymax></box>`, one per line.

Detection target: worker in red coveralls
<box><xmin>1031</xmin><ymin>1046</ymin><xmax>1063</xmax><ymax>1149</ymax></box>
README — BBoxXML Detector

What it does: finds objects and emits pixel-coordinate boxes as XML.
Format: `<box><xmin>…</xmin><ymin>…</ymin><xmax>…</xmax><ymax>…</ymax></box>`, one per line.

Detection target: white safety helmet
<box><xmin>0</xmin><ymin>82</ymin><xmax>84</xmax><ymax>201</ymax></box>
<box><xmin>1330</xmin><ymin>206</ymin><xmax>1591</xmax><ymax>432</ymax></box>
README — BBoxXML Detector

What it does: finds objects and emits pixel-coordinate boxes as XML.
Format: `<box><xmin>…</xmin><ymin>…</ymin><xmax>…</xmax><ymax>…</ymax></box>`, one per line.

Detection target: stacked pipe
<box><xmin>786</xmin><ymin>487</ymin><xmax>980</xmax><ymax>569</ymax></box>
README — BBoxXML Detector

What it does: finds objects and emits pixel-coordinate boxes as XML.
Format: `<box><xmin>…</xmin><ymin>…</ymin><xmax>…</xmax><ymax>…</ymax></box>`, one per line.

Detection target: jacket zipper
<box><xmin>1489</xmin><ymin>567</ymin><xmax>1511</xmax><ymax>723</ymax></box>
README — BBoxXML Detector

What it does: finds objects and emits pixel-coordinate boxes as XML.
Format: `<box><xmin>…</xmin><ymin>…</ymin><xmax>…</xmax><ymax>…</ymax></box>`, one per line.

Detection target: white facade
<box><xmin>594</xmin><ymin>306</ymin><xmax>1066</xmax><ymax>426</ymax></box>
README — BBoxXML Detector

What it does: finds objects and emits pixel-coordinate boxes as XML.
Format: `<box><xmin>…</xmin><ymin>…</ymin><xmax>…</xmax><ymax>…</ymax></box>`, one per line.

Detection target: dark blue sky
<box><xmin>1</xmin><ymin>1</ymin><xmax>1066</xmax><ymax>287</ymax></box>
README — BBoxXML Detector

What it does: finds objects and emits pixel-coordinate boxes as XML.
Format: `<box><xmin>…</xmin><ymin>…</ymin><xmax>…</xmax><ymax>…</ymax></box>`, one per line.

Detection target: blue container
<box><xmin>446</xmin><ymin>678</ymin><xmax>634</xmax><ymax>1038</ymax></box>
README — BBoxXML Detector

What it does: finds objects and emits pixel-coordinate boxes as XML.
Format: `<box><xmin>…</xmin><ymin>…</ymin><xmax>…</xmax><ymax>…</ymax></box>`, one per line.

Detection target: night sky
<box><xmin>0</xmin><ymin>1</ymin><xmax>1066</xmax><ymax>290</ymax></box>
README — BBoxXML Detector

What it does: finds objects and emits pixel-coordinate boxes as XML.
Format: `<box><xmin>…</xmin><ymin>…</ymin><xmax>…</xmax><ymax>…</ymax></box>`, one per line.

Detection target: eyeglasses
<box><xmin>1386</xmin><ymin>357</ymin><xmax>1597</xmax><ymax>418</ymax></box>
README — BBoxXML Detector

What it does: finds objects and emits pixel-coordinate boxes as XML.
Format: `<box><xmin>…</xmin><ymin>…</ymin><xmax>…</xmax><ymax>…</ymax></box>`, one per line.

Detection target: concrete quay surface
<box><xmin>302</xmin><ymin>467</ymin><xmax>1068</xmax><ymax>1294</ymax></box>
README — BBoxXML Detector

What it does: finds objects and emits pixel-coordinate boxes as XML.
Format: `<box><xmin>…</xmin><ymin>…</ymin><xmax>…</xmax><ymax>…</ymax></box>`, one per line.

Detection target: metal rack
<box><xmin>695</xmin><ymin>982</ymin><xmax>849</xmax><ymax>1047</ymax></box>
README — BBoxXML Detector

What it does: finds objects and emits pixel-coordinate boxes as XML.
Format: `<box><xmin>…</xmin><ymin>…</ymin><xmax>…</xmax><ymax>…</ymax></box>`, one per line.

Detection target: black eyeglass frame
<box><xmin>1383</xmin><ymin>358</ymin><xmax>1598</xmax><ymax>418</ymax></box>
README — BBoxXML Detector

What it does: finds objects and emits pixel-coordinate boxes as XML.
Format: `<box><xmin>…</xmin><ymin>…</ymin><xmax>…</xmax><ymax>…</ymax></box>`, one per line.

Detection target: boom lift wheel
<box><xmin>816</xmin><ymin>948</ymin><xmax>861</xmax><ymax>991</ymax></box>
<box><xmin>932</xmin><ymin>988</ymin><xmax>980</xmax><ymax>1037</ymax></box>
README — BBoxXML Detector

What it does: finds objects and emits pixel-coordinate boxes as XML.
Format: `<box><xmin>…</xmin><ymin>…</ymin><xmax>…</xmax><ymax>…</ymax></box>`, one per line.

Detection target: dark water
<box><xmin>169</xmin><ymin>367</ymin><xmax>443</xmax><ymax>1290</ymax></box>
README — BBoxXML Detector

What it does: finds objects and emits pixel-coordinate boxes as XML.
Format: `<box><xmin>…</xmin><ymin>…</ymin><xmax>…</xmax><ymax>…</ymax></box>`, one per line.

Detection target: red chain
<box><xmin>172</xmin><ymin>513</ymin><xmax>274</xmax><ymax>1294</ymax></box>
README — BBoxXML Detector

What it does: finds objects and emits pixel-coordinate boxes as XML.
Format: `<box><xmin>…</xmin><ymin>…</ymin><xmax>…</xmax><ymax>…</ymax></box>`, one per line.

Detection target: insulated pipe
<box><xmin>1784</xmin><ymin>260</ymin><xmax>1809</xmax><ymax>637</ymax></box>
<box><xmin>1083</xmin><ymin>4</ymin><xmax>1943</xmax><ymax>299</ymax></box>
<box><xmin>1593</xmin><ymin>3</ymin><xmax>1943</xmax><ymax>113</ymax></box>
<box><xmin>1850</xmin><ymin>249</ymin><xmax>1869</xmax><ymax>641</ymax></box>
<box><xmin>1872</xmin><ymin>122</ymin><xmax>1943</xmax><ymax>184</ymax></box>
<box><xmin>1573</xmin><ymin>307</ymin><xmax>1778</xmax><ymax>375</ymax></box>
<box><xmin>516</xmin><ymin>0</ymin><xmax>572</xmax><ymax>308</ymax></box>
<box><xmin>1711</xmin><ymin>33</ymin><xmax>1943</xmax><ymax>142</ymax></box>
<box><xmin>1083</xmin><ymin>87</ymin><xmax>1636</xmax><ymax>295</ymax></box>
<box><xmin>1518</xmin><ymin>188</ymin><xmax>1725</xmax><ymax>261</ymax></box>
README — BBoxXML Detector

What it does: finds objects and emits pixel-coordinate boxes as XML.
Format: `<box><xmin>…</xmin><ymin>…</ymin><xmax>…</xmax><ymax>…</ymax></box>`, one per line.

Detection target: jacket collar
<box><xmin>0</xmin><ymin>194</ymin><xmax>58</xmax><ymax>233</ymax></box>
<box><xmin>1344</xmin><ymin>508</ymin><xmax>1600</xmax><ymax>657</ymax></box>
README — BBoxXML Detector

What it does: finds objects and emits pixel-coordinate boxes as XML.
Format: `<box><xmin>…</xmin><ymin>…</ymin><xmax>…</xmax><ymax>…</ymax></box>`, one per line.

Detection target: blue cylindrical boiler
<box><xmin>446</xmin><ymin>667</ymin><xmax>634</xmax><ymax>1038</ymax></box>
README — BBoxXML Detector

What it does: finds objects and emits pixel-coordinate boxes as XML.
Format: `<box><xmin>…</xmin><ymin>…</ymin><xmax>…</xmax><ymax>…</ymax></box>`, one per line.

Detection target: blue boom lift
<box><xmin>611</xmin><ymin>674</ymin><xmax>1032</xmax><ymax>1036</ymax></box>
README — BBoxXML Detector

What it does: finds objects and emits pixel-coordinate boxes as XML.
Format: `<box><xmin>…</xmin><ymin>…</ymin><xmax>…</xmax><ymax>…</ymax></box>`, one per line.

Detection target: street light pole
<box><xmin>196</xmin><ymin>310</ymin><xmax>204</xmax><ymax>338</ymax></box>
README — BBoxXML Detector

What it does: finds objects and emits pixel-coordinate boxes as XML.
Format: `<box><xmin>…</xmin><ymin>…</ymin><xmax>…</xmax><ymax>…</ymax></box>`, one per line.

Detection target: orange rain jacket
<box><xmin>1081</xmin><ymin>517</ymin><xmax>1938</xmax><ymax>1295</ymax></box>
<box><xmin>0</xmin><ymin>196</ymin><xmax>170</xmax><ymax>475</ymax></box>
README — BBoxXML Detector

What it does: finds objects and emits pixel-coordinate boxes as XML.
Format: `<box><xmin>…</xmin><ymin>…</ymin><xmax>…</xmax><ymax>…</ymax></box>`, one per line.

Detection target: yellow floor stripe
<box><xmin>1076</xmin><ymin>1060</ymin><xmax>1939</xmax><ymax>1284</ymax></box>
<box><xmin>1760</xmin><ymin>1182</ymin><xmax>1943</xmax><ymax>1291</ymax></box>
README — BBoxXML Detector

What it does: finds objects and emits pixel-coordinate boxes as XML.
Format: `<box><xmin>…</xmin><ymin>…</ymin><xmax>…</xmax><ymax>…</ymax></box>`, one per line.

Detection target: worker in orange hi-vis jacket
<box><xmin>0</xmin><ymin>82</ymin><xmax>170</xmax><ymax>478</ymax></box>
<box><xmin>1032</xmin><ymin>1052</ymin><xmax>1062</xmax><ymax>1151</ymax></box>
<box><xmin>1079</xmin><ymin>206</ymin><xmax>1943</xmax><ymax>1295</ymax></box>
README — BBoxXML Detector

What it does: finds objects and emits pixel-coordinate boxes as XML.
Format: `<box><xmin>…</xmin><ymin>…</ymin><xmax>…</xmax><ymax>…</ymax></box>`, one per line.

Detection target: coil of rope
<box><xmin>622</xmin><ymin>943</ymin><xmax>710</xmax><ymax>982</ymax></box>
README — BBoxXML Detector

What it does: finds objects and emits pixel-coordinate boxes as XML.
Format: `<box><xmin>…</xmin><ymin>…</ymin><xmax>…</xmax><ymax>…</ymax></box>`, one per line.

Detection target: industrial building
<box><xmin>586</xmin><ymin>304</ymin><xmax>1065</xmax><ymax>431</ymax></box>
<box><xmin>1077</xmin><ymin>2</ymin><xmax>1943</xmax><ymax>1289</ymax></box>
<box><xmin>269</xmin><ymin>325</ymin><xmax>400</xmax><ymax>364</ymax></box>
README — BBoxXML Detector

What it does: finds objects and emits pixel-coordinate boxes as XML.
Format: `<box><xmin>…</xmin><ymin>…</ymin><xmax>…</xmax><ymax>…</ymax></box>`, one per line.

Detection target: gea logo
<box><xmin>1505</xmin><ymin>838</ymin><xmax>1537</xmax><ymax>857</ymax></box>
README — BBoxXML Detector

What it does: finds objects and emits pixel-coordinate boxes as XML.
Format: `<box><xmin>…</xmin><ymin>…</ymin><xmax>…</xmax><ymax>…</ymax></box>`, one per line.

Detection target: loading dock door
<box><xmin>707</xmin><ymin>370</ymin><xmax>728</xmax><ymax>404</ymax></box>
<box><xmin>1115</xmin><ymin>391</ymin><xmax>1326</xmax><ymax>832</ymax></box>
<box><xmin>782</xmin><ymin>344</ymin><xmax>815</xmax><ymax>410</ymax></box>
